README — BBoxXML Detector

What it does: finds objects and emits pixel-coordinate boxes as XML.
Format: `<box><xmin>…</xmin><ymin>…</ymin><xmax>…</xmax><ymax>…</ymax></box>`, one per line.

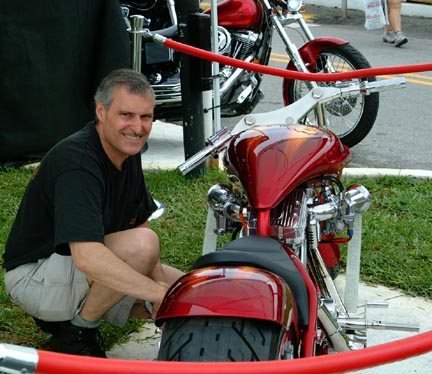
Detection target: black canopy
<box><xmin>0</xmin><ymin>0</ymin><xmax>131</xmax><ymax>164</ymax></box>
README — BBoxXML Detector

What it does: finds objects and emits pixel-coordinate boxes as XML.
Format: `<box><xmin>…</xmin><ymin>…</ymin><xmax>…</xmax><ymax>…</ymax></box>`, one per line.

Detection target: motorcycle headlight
<box><xmin>287</xmin><ymin>0</ymin><xmax>303</xmax><ymax>11</ymax></box>
<box><xmin>207</xmin><ymin>184</ymin><xmax>233</xmax><ymax>213</ymax></box>
<box><xmin>344</xmin><ymin>184</ymin><xmax>371</xmax><ymax>214</ymax></box>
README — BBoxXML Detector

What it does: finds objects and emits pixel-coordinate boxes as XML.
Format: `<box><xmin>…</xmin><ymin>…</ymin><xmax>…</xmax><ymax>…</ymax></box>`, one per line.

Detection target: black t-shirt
<box><xmin>2</xmin><ymin>122</ymin><xmax>157</xmax><ymax>271</ymax></box>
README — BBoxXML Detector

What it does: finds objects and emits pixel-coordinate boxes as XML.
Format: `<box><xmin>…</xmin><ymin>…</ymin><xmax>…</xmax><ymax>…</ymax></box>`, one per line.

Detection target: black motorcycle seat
<box><xmin>192</xmin><ymin>236</ymin><xmax>309</xmax><ymax>329</ymax></box>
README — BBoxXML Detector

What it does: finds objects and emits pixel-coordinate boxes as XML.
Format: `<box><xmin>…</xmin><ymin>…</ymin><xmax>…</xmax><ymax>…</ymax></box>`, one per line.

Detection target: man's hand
<box><xmin>150</xmin><ymin>281</ymin><xmax>170</xmax><ymax>320</ymax></box>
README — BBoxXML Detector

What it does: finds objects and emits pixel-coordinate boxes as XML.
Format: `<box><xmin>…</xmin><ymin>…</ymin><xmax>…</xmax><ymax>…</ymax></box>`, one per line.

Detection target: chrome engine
<box><xmin>217</xmin><ymin>27</ymin><xmax>260</xmax><ymax>86</ymax></box>
<box><xmin>217</xmin><ymin>27</ymin><xmax>259</xmax><ymax>58</ymax></box>
<box><xmin>208</xmin><ymin>179</ymin><xmax>371</xmax><ymax>253</ymax></box>
<box><xmin>207</xmin><ymin>178</ymin><xmax>393</xmax><ymax>352</ymax></box>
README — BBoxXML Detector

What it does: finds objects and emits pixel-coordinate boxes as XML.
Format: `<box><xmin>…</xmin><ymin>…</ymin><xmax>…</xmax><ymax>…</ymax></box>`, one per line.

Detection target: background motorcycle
<box><xmin>153</xmin><ymin>78</ymin><xmax>416</xmax><ymax>361</ymax></box>
<box><xmin>120</xmin><ymin>0</ymin><xmax>379</xmax><ymax>147</ymax></box>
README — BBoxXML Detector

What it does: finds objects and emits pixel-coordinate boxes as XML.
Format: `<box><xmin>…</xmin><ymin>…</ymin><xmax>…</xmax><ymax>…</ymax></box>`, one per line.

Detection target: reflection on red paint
<box><xmin>226</xmin><ymin>124</ymin><xmax>350</xmax><ymax>208</ymax></box>
<box><xmin>157</xmin><ymin>266</ymin><xmax>292</xmax><ymax>326</ymax></box>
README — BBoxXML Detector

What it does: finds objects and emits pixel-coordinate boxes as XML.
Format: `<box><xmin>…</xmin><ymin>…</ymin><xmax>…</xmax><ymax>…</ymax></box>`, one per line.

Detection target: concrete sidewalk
<box><xmin>305</xmin><ymin>0</ymin><xmax>432</xmax><ymax>19</ymax></box>
<box><xmin>106</xmin><ymin>121</ymin><xmax>432</xmax><ymax>372</ymax></box>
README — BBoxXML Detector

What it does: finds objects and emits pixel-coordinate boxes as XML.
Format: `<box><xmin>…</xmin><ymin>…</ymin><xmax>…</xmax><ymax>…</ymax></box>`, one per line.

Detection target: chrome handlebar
<box><xmin>178</xmin><ymin>78</ymin><xmax>406</xmax><ymax>175</ymax></box>
<box><xmin>178</xmin><ymin>127</ymin><xmax>233</xmax><ymax>175</ymax></box>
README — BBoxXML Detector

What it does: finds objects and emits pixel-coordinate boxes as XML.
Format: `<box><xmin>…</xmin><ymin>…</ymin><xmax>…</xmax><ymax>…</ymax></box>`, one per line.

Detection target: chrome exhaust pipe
<box><xmin>318</xmin><ymin>304</ymin><xmax>353</xmax><ymax>352</ymax></box>
<box><xmin>219</xmin><ymin>55</ymin><xmax>254</xmax><ymax>97</ymax></box>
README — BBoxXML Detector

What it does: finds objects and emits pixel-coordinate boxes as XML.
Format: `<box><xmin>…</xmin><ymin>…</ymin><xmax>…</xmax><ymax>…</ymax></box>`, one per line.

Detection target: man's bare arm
<box><xmin>70</xmin><ymin>241</ymin><xmax>166</xmax><ymax>304</ymax></box>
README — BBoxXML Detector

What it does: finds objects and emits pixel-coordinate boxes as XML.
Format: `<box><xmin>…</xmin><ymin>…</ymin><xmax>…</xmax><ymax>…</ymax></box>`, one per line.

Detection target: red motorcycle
<box><xmin>122</xmin><ymin>0</ymin><xmax>379</xmax><ymax>147</ymax></box>
<box><xmin>154</xmin><ymin>79</ymin><xmax>415</xmax><ymax>361</ymax></box>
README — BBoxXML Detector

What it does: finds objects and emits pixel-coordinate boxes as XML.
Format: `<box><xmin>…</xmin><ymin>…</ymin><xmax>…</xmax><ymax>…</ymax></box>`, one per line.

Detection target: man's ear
<box><xmin>95</xmin><ymin>101</ymin><xmax>105</xmax><ymax>123</ymax></box>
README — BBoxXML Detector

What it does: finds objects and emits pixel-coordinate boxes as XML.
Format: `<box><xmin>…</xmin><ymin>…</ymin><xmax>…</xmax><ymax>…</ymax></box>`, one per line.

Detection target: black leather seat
<box><xmin>192</xmin><ymin>236</ymin><xmax>309</xmax><ymax>328</ymax></box>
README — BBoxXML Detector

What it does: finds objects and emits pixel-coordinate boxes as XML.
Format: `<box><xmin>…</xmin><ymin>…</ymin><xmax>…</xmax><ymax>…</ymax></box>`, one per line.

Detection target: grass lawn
<box><xmin>0</xmin><ymin>166</ymin><xmax>431</xmax><ymax>350</ymax></box>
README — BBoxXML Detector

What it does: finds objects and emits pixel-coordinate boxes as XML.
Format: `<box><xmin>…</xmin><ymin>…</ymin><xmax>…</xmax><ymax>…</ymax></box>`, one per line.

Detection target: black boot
<box><xmin>34</xmin><ymin>318</ymin><xmax>106</xmax><ymax>358</ymax></box>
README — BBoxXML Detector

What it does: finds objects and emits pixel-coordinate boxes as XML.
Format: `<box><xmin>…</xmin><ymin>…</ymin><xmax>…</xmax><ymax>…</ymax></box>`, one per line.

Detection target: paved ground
<box><xmin>305</xmin><ymin>3</ymin><xmax>432</xmax><ymax>39</ymax></box>
<box><xmin>305</xmin><ymin>0</ymin><xmax>432</xmax><ymax>37</ymax></box>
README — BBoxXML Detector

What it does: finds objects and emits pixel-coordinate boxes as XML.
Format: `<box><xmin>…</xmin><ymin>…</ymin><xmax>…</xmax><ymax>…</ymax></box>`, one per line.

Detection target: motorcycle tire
<box><xmin>157</xmin><ymin>316</ymin><xmax>284</xmax><ymax>362</ymax></box>
<box><xmin>283</xmin><ymin>44</ymin><xmax>379</xmax><ymax>148</ymax></box>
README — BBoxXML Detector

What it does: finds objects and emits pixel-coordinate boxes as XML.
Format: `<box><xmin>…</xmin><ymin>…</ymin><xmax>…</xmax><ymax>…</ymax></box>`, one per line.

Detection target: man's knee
<box><xmin>106</xmin><ymin>227</ymin><xmax>160</xmax><ymax>269</ymax></box>
<box><xmin>136</xmin><ymin>227</ymin><xmax>160</xmax><ymax>259</ymax></box>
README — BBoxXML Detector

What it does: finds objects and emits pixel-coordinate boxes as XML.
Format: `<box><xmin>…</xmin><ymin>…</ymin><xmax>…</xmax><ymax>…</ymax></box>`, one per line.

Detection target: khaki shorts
<box><xmin>5</xmin><ymin>254</ymin><xmax>135</xmax><ymax>327</ymax></box>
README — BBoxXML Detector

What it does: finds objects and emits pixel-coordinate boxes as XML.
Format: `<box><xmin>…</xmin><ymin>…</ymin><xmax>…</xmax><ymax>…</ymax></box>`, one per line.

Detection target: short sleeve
<box><xmin>54</xmin><ymin>169</ymin><xmax>105</xmax><ymax>253</ymax></box>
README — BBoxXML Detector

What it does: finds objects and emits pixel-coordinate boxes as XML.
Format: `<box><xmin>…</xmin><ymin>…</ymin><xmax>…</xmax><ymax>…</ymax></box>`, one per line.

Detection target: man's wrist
<box><xmin>157</xmin><ymin>281</ymin><xmax>170</xmax><ymax>288</ymax></box>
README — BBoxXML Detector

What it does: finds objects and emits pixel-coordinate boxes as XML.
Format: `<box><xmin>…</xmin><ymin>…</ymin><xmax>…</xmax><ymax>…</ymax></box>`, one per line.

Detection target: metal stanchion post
<box><xmin>175</xmin><ymin>0</ymin><xmax>209</xmax><ymax>177</ymax></box>
<box><xmin>130</xmin><ymin>15</ymin><xmax>145</xmax><ymax>72</ymax></box>
<box><xmin>345</xmin><ymin>213</ymin><xmax>363</xmax><ymax>313</ymax></box>
<box><xmin>129</xmin><ymin>15</ymin><xmax>150</xmax><ymax>155</ymax></box>
<box><xmin>210</xmin><ymin>0</ymin><xmax>221</xmax><ymax>133</ymax></box>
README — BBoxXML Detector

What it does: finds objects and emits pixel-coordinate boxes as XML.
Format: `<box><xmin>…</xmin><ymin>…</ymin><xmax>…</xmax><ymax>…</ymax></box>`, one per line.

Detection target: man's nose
<box><xmin>130</xmin><ymin>115</ymin><xmax>143</xmax><ymax>131</ymax></box>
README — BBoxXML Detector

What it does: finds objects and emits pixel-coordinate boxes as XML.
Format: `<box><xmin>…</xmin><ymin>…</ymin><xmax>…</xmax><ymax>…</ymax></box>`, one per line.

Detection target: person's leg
<box><xmin>384</xmin><ymin>0</ymin><xmax>407</xmax><ymax>46</ymax></box>
<box><xmin>383</xmin><ymin>0</ymin><xmax>395</xmax><ymax>42</ymax></box>
<box><xmin>5</xmin><ymin>256</ymin><xmax>106</xmax><ymax>357</ymax></box>
<box><xmin>79</xmin><ymin>227</ymin><xmax>183</xmax><ymax>323</ymax></box>
<box><xmin>6</xmin><ymin>228</ymin><xmax>183</xmax><ymax>356</ymax></box>
<box><xmin>5</xmin><ymin>255</ymin><xmax>89</xmax><ymax>321</ymax></box>
<box><xmin>387</xmin><ymin>0</ymin><xmax>402</xmax><ymax>32</ymax></box>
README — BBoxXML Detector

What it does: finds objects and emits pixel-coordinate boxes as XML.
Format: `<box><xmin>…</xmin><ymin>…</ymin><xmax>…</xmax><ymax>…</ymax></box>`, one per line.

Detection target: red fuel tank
<box><xmin>225</xmin><ymin>124</ymin><xmax>351</xmax><ymax>209</ymax></box>
<box><xmin>204</xmin><ymin>0</ymin><xmax>263</xmax><ymax>31</ymax></box>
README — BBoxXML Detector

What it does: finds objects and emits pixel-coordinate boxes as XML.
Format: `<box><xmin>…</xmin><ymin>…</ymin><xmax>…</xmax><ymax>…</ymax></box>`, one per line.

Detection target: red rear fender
<box><xmin>156</xmin><ymin>266</ymin><xmax>294</xmax><ymax>327</ymax></box>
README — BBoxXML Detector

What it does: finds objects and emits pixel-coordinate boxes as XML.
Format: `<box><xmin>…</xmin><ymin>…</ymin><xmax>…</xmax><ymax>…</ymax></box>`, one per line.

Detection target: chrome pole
<box><xmin>0</xmin><ymin>343</ymin><xmax>38</xmax><ymax>374</ymax></box>
<box><xmin>130</xmin><ymin>15</ymin><xmax>145</xmax><ymax>72</ymax></box>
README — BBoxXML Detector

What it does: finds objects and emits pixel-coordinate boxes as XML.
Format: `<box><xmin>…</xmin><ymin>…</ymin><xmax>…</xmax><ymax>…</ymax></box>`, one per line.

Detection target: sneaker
<box><xmin>383</xmin><ymin>31</ymin><xmax>395</xmax><ymax>43</ymax></box>
<box><xmin>35</xmin><ymin>318</ymin><xmax>106</xmax><ymax>358</ymax></box>
<box><xmin>394</xmin><ymin>31</ymin><xmax>408</xmax><ymax>47</ymax></box>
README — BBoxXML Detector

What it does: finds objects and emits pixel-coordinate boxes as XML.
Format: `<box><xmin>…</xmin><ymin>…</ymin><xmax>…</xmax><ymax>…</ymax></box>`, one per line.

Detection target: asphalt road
<box><xmin>225</xmin><ymin>5</ymin><xmax>432</xmax><ymax>171</ymax></box>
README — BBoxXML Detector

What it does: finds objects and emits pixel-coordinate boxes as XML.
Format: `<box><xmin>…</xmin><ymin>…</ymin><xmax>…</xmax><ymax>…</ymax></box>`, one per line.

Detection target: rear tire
<box><xmin>157</xmin><ymin>317</ymin><xmax>284</xmax><ymax>362</ymax></box>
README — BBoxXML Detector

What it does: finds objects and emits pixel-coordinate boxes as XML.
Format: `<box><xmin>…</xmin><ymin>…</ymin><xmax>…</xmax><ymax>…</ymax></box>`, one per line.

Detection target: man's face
<box><xmin>95</xmin><ymin>86</ymin><xmax>154</xmax><ymax>169</ymax></box>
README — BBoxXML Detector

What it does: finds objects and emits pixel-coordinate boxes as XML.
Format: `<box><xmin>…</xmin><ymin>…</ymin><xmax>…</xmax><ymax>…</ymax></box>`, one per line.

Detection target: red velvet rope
<box><xmin>36</xmin><ymin>330</ymin><xmax>432</xmax><ymax>374</ymax></box>
<box><xmin>163</xmin><ymin>37</ymin><xmax>432</xmax><ymax>81</ymax></box>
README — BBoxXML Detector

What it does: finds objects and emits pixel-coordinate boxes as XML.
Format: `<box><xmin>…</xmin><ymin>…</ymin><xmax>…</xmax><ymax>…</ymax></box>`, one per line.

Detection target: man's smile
<box><xmin>122</xmin><ymin>132</ymin><xmax>144</xmax><ymax>141</ymax></box>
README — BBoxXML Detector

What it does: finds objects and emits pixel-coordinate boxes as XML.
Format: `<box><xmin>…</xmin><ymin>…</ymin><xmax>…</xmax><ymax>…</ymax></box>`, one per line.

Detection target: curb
<box><xmin>343</xmin><ymin>167</ymin><xmax>432</xmax><ymax>179</ymax></box>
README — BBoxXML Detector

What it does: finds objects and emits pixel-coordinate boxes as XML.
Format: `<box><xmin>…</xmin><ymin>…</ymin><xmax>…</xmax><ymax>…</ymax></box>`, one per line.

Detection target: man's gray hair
<box><xmin>94</xmin><ymin>69</ymin><xmax>154</xmax><ymax>109</ymax></box>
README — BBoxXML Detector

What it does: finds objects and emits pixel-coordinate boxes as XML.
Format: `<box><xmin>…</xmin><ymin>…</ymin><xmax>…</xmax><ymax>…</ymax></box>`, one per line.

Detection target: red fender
<box><xmin>282</xmin><ymin>37</ymin><xmax>349</xmax><ymax>105</ymax></box>
<box><xmin>155</xmin><ymin>266</ymin><xmax>294</xmax><ymax>327</ymax></box>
